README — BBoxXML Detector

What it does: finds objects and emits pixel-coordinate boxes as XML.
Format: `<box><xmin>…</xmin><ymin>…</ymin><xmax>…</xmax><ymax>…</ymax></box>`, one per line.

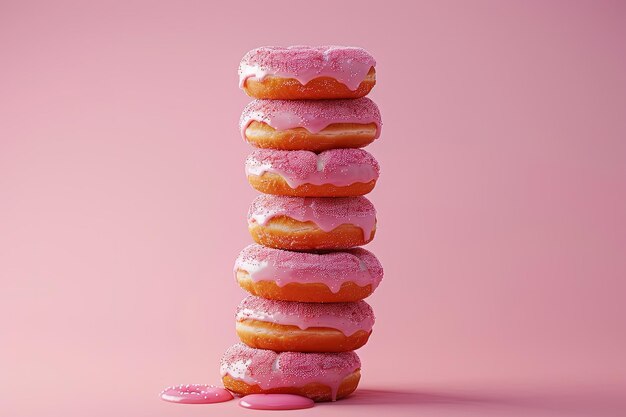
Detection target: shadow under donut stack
<box><xmin>221</xmin><ymin>46</ymin><xmax>383</xmax><ymax>402</ymax></box>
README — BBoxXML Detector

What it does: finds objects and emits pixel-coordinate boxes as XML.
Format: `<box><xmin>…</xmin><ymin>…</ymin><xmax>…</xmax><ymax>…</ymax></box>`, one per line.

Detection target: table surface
<box><xmin>154</xmin><ymin>382</ymin><xmax>626</xmax><ymax>417</ymax></box>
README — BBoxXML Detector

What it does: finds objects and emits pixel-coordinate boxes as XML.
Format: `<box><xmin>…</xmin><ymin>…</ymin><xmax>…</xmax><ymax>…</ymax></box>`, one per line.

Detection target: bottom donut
<box><xmin>220</xmin><ymin>343</ymin><xmax>361</xmax><ymax>402</ymax></box>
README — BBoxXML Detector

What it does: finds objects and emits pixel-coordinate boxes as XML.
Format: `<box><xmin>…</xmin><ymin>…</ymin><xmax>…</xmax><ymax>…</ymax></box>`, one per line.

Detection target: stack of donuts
<box><xmin>221</xmin><ymin>46</ymin><xmax>383</xmax><ymax>402</ymax></box>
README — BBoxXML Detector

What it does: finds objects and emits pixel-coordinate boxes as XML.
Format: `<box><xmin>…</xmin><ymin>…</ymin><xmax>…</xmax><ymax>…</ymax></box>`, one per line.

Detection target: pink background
<box><xmin>1</xmin><ymin>1</ymin><xmax>625</xmax><ymax>416</ymax></box>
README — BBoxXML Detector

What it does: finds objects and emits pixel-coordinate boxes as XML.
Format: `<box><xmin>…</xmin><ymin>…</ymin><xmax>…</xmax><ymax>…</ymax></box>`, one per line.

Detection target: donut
<box><xmin>246</xmin><ymin>149</ymin><xmax>380</xmax><ymax>197</ymax></box>
<box><xmin>240</xmin><ymin>98</ymin><xmax>381</xmax><ymax>151</ymax></box>
<box><xmin>239</xmin><ymin>46</ymin><xmax>376</xmax><ymax>100</ymax></box>
<box><xmin>220</xmin><ymin>343</ymin><xmax>361</xmax><ymax>402</ymax></box>
<box><xmin>247</xmin><ymin>195</ymin><xmax>376</xmax><ymax>250</ymax></box>
<box><xmin>236</xmin><ymin>295</ymin><xmax>374</xmax><ymax>352</ymax></box>
<box><xmin>234</xmin><ymin>244</ymin><xmax>383</xmax><ymax>302</ymax></box>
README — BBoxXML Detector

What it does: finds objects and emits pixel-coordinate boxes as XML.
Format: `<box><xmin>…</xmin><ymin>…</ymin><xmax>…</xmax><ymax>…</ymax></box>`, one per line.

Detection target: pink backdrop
<box><xmin>1</xmin><ymin>1</ymin><xmax>625</xmax><ymax>416</ymax></box>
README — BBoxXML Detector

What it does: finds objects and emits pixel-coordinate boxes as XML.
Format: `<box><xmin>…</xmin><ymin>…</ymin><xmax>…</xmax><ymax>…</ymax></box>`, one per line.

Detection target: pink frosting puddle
<box><xmin>160</xmin><ymin>384</ymin><xmax>234</xmax><ymax>404</ymax></box>
<box><xmin>239</xmin><ymin>394</ymin><xmax>315</xmax><ymax>410</ymax></box>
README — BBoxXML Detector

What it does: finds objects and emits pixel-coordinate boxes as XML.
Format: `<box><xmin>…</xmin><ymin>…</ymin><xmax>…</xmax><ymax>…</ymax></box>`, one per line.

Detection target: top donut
<box><xmin>239</xmin><ymin>46</ymin><xmax>376</xmax><ymax>100</ymax></box>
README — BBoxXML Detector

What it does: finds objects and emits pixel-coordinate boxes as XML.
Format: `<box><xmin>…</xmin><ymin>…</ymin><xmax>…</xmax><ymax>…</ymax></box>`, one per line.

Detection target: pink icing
<box><xmin>239</xmin><ymin>98</ymin><xmax>382</xmax><ymax>138</ymax></box>
<box><xmin>238</xmin><ymin>45</ymin><xmax>376</xmax><ymax>90</ymax></box>
<box><xmin>234</xmin><ymin>244</ymin><xmax>383</xmax><ymax>293</ymax></box>
<box><xmin>245</xmin><ymin>148</ymin><xmax>380</xmax><ymax>189</ymax></box>
<box><xmin>248</xmin><ymin>195</ymin><xmax>377</xmax><ymax>240</ymax></box>
<box><xmin>239</xmin><ymin>394</ymin><xmax>314</xmax><ymax>410</ymax></box>
<box><xmin>236</xmin><ymin>295</ymin><xmax>374</xmax><ymax>337</ymax></box>
<box><xmin>160</xmin><ymin>384</ymin><xmax>234</xmax><ymax>404</ymax></box>
<box><xmin>220</xmin><ymin>343</ymin><xmax>360</xmax><ymax>401</ymax></box>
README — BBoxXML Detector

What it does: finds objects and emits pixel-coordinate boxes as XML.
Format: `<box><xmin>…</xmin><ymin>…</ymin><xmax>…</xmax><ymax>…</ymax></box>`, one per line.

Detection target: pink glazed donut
<box><xmin>236</xmin><ymin>295</ymin><xmax>374</xmax><ymax>352</ymax></box>
<box><xmin>234</xmin><ymin>244</ymin><xmax>383</xmax><ymax>302</ymax></box>
<box><xmin>238</xmin><ymin>45</ymin><xmax>376</xmax><ymax>99</ymax></box>
<box><xmin>240</xmin><ymin>98</ymin><xmax>382</xmax><ymax>151</ymax></box>
<box><xmin>247</xmin><ymin>195</ymin><xmax>377</xmax><ymax>250</ymax></box>
<box><xmin>246</xmin><ymin>148</ymin><xmax>380</xmax><ymax>197</ymax></box>
<box><xmin>220</xmin><ymin>343</ymin><xmax>361</xmax><ymax>402</ymax></box>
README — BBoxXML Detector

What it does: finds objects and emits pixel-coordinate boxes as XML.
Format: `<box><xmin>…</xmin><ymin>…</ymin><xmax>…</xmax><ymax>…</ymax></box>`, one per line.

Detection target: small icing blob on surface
<box><xmin>248</xmin><ymin>195</ymin><xmax>377</xmax><ymax>239</ymax></box>
<box><xmin>160</xmin><ymin>384</ymin><xmax>233</xmax><ymax>404</ymax></box>
<box><xmin>239</xmin><ymin>97</ymin><xmax>382</xmax><ymax>138</ymax></box>
<box><xmin>245</xmin><ymin>148</ymin><xmax>380</xmax><ymax>189</ymax></box>
<box><xmin>234</xmin><ymin>244</ymin><xmax>383</xmax><ymax>293</ymax></box>
<box><xmin>238</xmin><ymin>45</ymin><xmax>376</xmax><ymax>90</ymax></box>
<box><xmin>239</xmin><ymin>394</ymin><xmax>315</xmax><ymax>410</ymax></box>
<box><xmin>236</xmin><ymin>295</ymin><xmax>375</xmax><ymax>337</ymax></box>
